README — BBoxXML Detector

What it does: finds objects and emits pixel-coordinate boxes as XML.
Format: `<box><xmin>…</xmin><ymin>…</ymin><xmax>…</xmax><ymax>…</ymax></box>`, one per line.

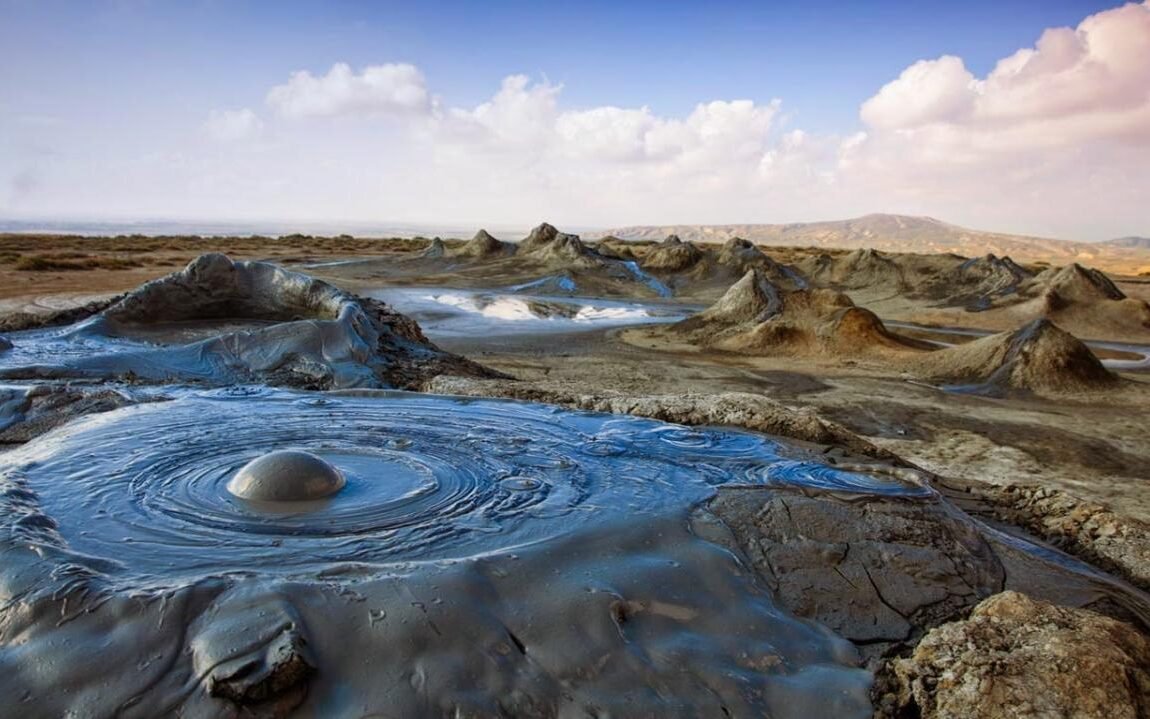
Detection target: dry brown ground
<box><xmin>0</xmin><ymin>233</ymin><xmax>430</xmax><ymax>304</ymax></box>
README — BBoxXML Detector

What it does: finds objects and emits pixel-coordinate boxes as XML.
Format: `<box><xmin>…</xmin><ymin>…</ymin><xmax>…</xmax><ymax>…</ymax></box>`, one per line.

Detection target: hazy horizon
<box><xmin>0</xmin><ymin>211</ymin><xmax>1139</xmax><ymax>244</ymax></box>
<box><xmin>3</xmin><ymin>0</ymin><xmax>1148</xmax><ymax>241</ymax></box>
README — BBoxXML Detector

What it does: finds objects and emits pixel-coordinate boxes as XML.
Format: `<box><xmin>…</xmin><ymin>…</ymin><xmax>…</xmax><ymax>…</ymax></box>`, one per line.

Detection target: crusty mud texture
<box><xmin>883</xmin><ymin>591</ymin><xmax>1150</xmax><ymax>719</ymax></box>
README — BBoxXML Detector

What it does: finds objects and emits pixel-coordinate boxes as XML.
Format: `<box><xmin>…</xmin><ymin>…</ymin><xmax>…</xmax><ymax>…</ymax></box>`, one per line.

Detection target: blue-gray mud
<box><xmin>0</xmin><ymin>389</ymin><xmax>933</xmax><ymax>717</ymax></box>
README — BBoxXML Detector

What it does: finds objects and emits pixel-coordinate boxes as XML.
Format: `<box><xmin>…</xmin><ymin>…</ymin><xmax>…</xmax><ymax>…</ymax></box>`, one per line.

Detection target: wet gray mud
<box><xmin>0</xmin><ymin>389</ymin><xmax>928</xmax><ymax>717</ymax></box>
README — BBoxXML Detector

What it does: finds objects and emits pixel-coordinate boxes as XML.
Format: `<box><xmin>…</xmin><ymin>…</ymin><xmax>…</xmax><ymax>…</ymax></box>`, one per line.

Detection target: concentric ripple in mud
<box><xmin>5</xmin><ymin>389</ymin><xmax>923</xmax><ymax>582</ymax></box>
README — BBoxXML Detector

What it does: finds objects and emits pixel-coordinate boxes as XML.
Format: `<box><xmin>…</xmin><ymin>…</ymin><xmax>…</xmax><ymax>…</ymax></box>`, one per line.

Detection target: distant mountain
<box><xmin>594</xmin><ymin>214</ymin><xmax>1150</xmax><ymax>272</ymax></box>
<box><xmin>1104</xmin><ymin>236</ymin><xmax>1150</xmax><ymax>249</ymax></box>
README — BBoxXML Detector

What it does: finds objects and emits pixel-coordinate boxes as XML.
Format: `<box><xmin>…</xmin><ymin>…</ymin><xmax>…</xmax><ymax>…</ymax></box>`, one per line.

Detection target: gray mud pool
<box><xmin>0</xmin><ymin>387</ymin><xmax>928</xmax><ymax>717</ymax></box>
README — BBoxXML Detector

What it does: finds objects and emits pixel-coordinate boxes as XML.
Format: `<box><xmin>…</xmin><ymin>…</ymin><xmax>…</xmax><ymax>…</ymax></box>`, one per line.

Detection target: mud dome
<box><xmin>0</xmin><ymin>389</ymin><xmax>932</xmax><ymax>717</ymax></box>
<box><xmin>0</xmin><ymin>254</ymin><xmax>492</xmax><ymax>389</ymax></box>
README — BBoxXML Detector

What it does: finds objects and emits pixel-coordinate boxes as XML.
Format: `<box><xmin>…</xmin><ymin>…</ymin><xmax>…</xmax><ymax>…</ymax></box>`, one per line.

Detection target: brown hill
<box><xmin>797</xmin><ymin>248</ymin><xmax>906</xmax><ymax>292</ymax></box>
<box><xmin>629</xmin><ymin>236</ymin><xmax>806</xmax><ymax>296</ymax></box>
<box><xmin>995</xmin><ymin>263</ymin><xmax>1150</xmax><ymax>340</ymax></box>
<box><xmin>645</xmin><ymin>271</ymin><xmax>1120</xmax><ymax>396</ymax></box>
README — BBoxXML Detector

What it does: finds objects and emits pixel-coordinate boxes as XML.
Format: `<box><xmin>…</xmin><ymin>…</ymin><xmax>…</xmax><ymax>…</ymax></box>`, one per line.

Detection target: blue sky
<box><xmin>1</xmin><ymin>0</ymin><xmax>1147</xmax><ymax>239</ymax></box>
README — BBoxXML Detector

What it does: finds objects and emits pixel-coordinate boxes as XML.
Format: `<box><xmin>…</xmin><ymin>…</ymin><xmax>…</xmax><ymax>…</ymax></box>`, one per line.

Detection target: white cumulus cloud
<box><xmin>858</xmin><ymin>1</ymin><xmax>1150</xmax><ymax>146</ymax></box>
<box><xmin>266</xmin><ymin>62</ymin><xmax>430</xmax><ymax>118</ymax></box>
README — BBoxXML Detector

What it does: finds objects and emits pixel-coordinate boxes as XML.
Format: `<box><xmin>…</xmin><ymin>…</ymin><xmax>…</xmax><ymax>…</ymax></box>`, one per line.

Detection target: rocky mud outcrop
<box><xmin>703</xmin><ymin>486</ymin><xmax>1005</xmax><ymax>659</ymax></box>
<box><xmin>885</xmin><ymin>591</ymin><xmax>1150</xmax><ymax>719</ymax></box>
<box><xmin>425</xmin><ymin>375</ymin><xmax>897</xmax><ymax>461</ymax></box>
<box><xmin>0</xmin><ymin>384</ymin><xmax>144</xmax><ymax>443</ymax></box>
<box><xmin>0</xmin><ymin>295</ymin><xmax>121</xmax><ymax>332</ymax></box>
<box><xmin>940</xmin><ymin>477</ymin><xmax>1150</xmax><ymax>593</ymax></box>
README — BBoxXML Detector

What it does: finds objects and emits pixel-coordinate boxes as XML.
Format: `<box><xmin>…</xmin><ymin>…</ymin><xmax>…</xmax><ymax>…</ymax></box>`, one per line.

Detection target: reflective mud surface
<box><xmin>369</xmin><ymin>287</ymin><xmax>694</xmax><ymax>337</ymax></box>
<box><xmin>5</xmin><ymin>389</ymin><xmax>922</xmax><ymax>584</ymax></box>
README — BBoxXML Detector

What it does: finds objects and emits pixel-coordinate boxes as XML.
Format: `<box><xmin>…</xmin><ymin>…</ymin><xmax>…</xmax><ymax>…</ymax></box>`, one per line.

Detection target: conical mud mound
<box><xmin>912</xmin><ymin>319</ymin><xmax>1118</xmax><ymax>393</ymax></box>
<box><xmin>454</xmin><ymin>229</ymin><xmax>514</xmax><ymax>259</ymax></box>
<box><xmin>797</xmin><ymin>248</ymin><xmax>905</xmax><ymax>291</ymax></box>
<box><xmin>419</xmin><ymin>237</ymin><xmax>446</xmax><ymax>259</ymax></box>
<box><xmin>641</xmin><ymin>235</ymin><xmax>705</xmax><ymax>272</ymax></box>
<box><xmin>672</xmin><ymin>269</ymin><xmax>920</xmax><ymax>356</ymax></box>
<box><xmin>1035</xmin><ymin>263</ymin><xmax>1126</xmax><ymax>303</ymax></box>
<box><xmin>686</xmin><ymin>269</ymin><xmax>782</xmax><ymax>327</ymax></box>
<box><xmin>519</xmin><ymin>221</ymin><xmax>561</xmax><ymax>253</ymax></box>
<box><xmin>518</xmin><ymin>222</ymin><xmax>605</xmax><ymax>268</ymax></box>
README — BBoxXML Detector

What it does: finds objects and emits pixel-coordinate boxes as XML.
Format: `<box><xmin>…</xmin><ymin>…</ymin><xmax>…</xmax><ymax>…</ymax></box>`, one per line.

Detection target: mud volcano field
<box><xmin>2</xmin><ymin>230</ymin><xmax>1150</xmax><ymax>718</ymax></box>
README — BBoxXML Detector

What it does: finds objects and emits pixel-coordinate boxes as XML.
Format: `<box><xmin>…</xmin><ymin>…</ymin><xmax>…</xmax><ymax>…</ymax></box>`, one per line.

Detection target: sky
<box><xmin>1</xmin><ymin>0</ymin><xmax>1148</xmax><ymax>240</ymax></box>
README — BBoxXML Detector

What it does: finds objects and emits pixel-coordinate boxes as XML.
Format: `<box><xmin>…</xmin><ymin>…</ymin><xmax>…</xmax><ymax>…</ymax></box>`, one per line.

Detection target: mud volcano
<box><xmin>0</xmin><ymin>253</ymin><xmax>495</xmax><ymax>389</ymax></box>
<box><xmin>0</xmin><ymin>389</ymin><xmax>938</xmax><ymax>717</ymax></box>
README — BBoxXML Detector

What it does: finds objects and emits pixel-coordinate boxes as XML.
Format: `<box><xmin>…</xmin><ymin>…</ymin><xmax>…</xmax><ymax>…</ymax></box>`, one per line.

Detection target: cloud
<box><xmin>860</xmin><ymin>56</ymin><xmax>977</xmax><ymax>130</ymax></box>
<box><xmin>839</xmin><ymin>1</ymin><xmax>1150</xmax><ymax>237</ymax></box>
<box><xmin>435</xmin><ymin>76</ymin><xmax>779</xmax><ymax>167</ymax></box>
<box><xmin>858</xmin><ymin>1</ymin><xmax>1150</xmax><ymax>146</ymax></box>
<box><xmin>266</xmin><ymin>62</ymin><xmax>430</xmax><ymax>118</ymax></box>
<box><xmin>203</xmin><ymin>108</ymin><xmax>263</xmax><ymax>142</ymax></box>
<box><xmin>439</xmin><ymin>75</ymin><xmax>561</xmax><ymax>150</ymax></box>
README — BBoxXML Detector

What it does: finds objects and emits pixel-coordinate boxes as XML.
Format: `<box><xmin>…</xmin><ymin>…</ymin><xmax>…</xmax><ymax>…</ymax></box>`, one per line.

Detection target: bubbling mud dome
<box><xmin>3</xmin><ymin>389</ymin><xmax>923</xmax><ymax>582</ymax></box>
